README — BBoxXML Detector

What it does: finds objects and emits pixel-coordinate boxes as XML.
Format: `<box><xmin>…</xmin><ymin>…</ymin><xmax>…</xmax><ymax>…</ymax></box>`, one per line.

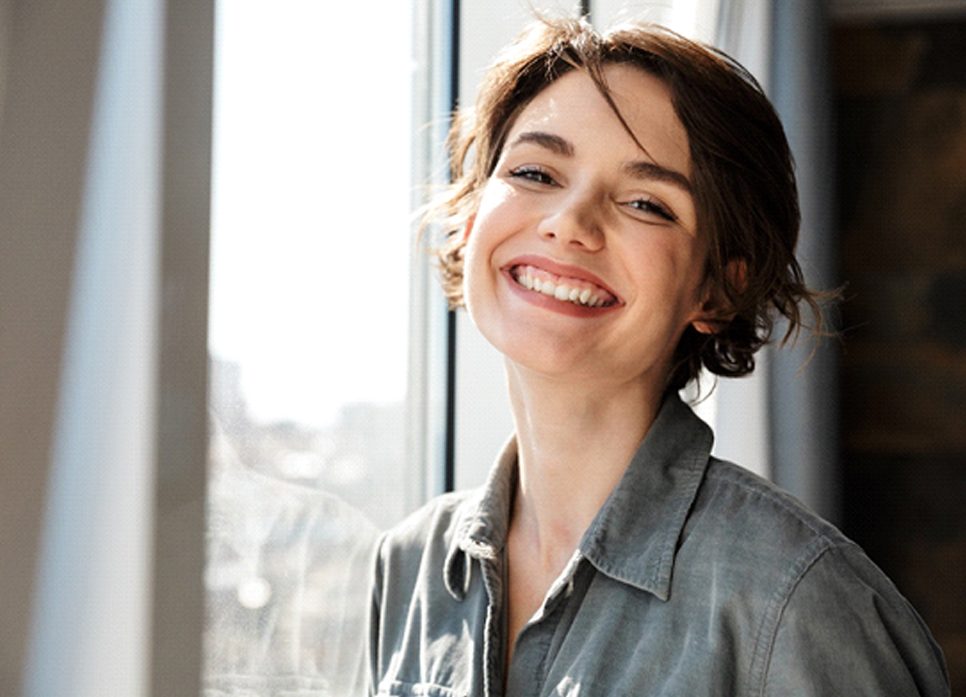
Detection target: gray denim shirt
<box><xmin>369</xmin><ymin>395</ymin><xmax>949</xmax><ymax>696</ymax></box>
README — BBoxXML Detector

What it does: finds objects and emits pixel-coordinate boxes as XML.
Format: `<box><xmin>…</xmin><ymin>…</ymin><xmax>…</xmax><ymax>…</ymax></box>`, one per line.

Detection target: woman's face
<box><xmin>462</xmin><ymin>64</ymin><xmax>712</xmax><ymax>388</ymax></box>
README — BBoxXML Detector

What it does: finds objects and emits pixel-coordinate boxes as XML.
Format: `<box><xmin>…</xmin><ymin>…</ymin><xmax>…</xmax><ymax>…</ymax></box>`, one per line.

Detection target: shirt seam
<box><xmin>705</xmin><ymin>461</ymin><xmax>839</xmax><ymax>540</ymax></box>
<box><xmin>749</xmin><ymin>537</ymin><xmax>843</xmax><ymax>697</ymax></box>
<box><xmin>533</xmin><ymin>627</ymin><xmax>555</xmax><ymax>696</ymax></box>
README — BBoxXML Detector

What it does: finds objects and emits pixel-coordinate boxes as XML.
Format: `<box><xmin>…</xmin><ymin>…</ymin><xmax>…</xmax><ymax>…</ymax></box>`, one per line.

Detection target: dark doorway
<box><xmin>833</xmin><ymin>18</ymin><xmax>966</xmax><ymax>692</ymax></box>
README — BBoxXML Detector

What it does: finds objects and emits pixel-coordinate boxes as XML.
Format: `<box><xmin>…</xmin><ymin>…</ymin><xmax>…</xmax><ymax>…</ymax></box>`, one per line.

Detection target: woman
<box><xmin>369</xmin><ymin>18</ymin><xmax>949</xmax><ymax>696</ymax></box>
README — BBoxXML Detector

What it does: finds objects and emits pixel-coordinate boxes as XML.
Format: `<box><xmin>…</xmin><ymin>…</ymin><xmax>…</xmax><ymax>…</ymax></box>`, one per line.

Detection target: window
<box><xmin>205</xmin><ymin>1</ymin><xmax>442</xmax><ymax>692</ymax></box>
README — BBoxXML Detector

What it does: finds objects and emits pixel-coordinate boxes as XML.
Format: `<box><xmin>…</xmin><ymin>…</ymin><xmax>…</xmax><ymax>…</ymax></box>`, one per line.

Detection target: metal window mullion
<box><xmin>151</xmin><ymin>0</ymin><xmax>214</xmax><ymax>694</ymax></box>
<box><xmin>443</xmin><ymin>0</ymin><xmax>461</xmax><ymax>494</ymax></box>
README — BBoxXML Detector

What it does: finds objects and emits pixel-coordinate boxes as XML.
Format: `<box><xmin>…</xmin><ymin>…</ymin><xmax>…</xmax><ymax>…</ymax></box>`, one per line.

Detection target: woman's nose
<box><xmin>537</xmin><ymin>190</ymin><xmax>604</xmax><ymax>251</ymax></box>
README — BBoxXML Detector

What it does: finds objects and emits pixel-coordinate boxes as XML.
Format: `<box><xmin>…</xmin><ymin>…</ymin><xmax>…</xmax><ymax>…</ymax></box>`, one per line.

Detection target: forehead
<box><xmin>504</xmin><ymin>64</ymin><xmax>691</xmax><ymax>177</ymax></box>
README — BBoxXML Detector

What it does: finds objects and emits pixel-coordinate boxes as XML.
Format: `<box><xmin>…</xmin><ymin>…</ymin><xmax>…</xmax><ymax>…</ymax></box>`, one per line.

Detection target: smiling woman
<box><xmin>464</xmin><ymin>65</ymin><xmax>708</xmax><ymax>395</ymax></box>
<box><xmin>368</xmin><ymin>16</ymin><xmax>950</xmax><ymax>697</ymax></box>
<box><xmin>439</xmin><ymin>21</ymin><xmax>816</xmax><ymax>393</ymax></box>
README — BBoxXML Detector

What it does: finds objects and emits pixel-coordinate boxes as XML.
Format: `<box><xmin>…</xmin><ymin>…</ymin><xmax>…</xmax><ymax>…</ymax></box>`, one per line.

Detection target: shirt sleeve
<box><xmin>761</xmin><ymin>543</ymin><xmax>950</xmax><ymax>697</ymax></box>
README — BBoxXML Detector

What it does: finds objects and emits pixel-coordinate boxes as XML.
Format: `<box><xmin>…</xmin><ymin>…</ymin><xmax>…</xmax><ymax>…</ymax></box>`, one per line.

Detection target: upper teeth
<box><xmin>512</xmin><ymin>266</ymin><xmax>613</xmax><ymax>308</ymax></box>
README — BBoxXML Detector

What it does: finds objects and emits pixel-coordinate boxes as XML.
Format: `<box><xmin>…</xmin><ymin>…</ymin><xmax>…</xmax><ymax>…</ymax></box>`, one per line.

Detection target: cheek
<box><xmin>462</xmin><ymin>221</ymin><xmax>489</xmax><ymax>281</ymax></box>
<box><xmin>460</xmin><ymin>230</ymin><xmax>494</xmax><ymax>316</ymax></box>
<box><xmin>624</xmin><ymin>237</ymin><xmax>707</xmax><ymax>310</ymax></box>
<box><xmin>461</xmin><ymin>188</ymin><xmax>516</xmax><ymax>277</ymax></box>
<box><xmin>469</xmin><ymin>179</ymin><xmax>521</xmax><ymax>234</ymax></box>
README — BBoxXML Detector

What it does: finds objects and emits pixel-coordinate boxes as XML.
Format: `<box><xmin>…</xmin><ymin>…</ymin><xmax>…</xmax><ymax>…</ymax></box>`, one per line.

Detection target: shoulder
<box><xmin>686</xmin><ymin>458</ymin><xmax>949</xmax><ymax>696</ymax></box>
<box><xmin>699</xmin><ymin>457</ymin><xmax>843</xmax><ymax>542</ymax></box>
<box><xmin>682</xmin><ymin>458</ymin><xmax>848</xmax><ymax>585</ymax></box>
<box><xmin>373</xmin><ymin>489</ymin><xmax>477</xmax><ymax>593</ymax></box>
<box><xmin>759</xmin><ymin>541</ymin><xmax>950</xmax><ymax>695</ymax></box>
<box><xmin>379</xmin><ymin>490</ymin><xmax>473</xmax><ymax>554</ymax></box>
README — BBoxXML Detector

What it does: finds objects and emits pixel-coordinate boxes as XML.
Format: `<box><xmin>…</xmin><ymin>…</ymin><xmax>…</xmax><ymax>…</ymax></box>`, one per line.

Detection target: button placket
<box><xmin>479</xmin><ymin>554</ymin><xmax>505</xmax><ymax>697</ymax></box>
<box><xmin>504</xmin><ymin>555</ymin><xmax>586</xmax><ymax>696</ymax></box>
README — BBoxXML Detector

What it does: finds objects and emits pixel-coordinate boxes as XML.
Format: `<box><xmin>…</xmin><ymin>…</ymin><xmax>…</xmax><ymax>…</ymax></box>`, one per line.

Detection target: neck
<box><xmin>505</xmin><ymin>360</ymin><xmax>666</xmax><ymax>569</ymax></box>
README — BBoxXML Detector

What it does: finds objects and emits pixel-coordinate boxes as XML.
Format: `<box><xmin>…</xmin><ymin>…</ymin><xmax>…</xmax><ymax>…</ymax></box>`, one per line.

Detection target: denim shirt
<box><xmin>369</xmin><ymin>395</ymin><xmax>949</xmax><ymax>696</ymax></box>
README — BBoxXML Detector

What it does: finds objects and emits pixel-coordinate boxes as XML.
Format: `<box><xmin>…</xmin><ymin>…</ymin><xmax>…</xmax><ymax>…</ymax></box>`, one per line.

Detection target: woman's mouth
<box><xmin>508</xmin><ymin>264</ymin><xmax>619</xmax><ymax>308</ymax></box>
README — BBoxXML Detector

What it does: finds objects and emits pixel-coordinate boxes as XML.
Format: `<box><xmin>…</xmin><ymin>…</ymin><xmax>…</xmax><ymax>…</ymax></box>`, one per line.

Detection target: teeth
<box><xmin>511</xmin><ymin>266</ymin><xmax>614</xmax><ymax>308</ymax></box>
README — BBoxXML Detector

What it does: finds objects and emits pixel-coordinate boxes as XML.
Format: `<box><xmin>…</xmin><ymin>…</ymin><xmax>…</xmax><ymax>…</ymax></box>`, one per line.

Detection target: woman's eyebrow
<box><xmin>507</xmin><ymin>131</ymin><xmax>575</xmax><ymax>157</ymax></box>
<box><xmin>623</xmin><ymin>160</ymin><xmax>692</xmax><ymax>193</ymax></box>
<box><xmin>508</xmin><ymin>131</ymin><xmax>691</xmax><ymax>193</ymax></box>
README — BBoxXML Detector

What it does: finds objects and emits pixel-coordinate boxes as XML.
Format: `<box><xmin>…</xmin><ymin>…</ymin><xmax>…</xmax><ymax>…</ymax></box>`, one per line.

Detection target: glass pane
<box><xmin>205</xmin><ymin>2</ymin><xmax>419</xmax><ymax>693</ymax></box>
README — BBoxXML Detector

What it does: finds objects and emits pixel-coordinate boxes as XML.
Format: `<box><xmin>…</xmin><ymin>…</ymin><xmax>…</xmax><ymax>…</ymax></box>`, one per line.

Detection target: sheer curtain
<box><xmin>767</xmin><ymin>0</ymin><xmax>839</xmax><ymax>521</ymax></box>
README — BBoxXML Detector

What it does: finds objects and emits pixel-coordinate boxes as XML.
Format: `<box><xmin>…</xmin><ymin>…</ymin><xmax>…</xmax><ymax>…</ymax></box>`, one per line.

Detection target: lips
<box><xmin>502</xmin><ymin>255</ymin><xmax>622</xmax><ymax>311</ymax></box>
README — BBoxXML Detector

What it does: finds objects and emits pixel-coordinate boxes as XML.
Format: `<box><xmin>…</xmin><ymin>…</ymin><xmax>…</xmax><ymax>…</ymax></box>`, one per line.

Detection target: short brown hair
<box><xmin>433</xmin><ymin>17</ymin><xmax>823</xmax><ymax>390</ymax></box>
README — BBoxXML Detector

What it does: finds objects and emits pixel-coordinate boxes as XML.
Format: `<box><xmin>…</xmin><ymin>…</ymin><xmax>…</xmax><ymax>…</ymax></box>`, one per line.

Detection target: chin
<box><xmin>491</xmin><ymin>329</ymin><xmax>606</xmax><ymax>380</ymax></box>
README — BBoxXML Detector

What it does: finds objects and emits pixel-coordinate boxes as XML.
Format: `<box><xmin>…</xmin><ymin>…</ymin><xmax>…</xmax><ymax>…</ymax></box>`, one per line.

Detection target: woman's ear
<box><xmin>462</xmin><ymin>213</ymin><xmax>476</xmax><ymax>242</ymax></box>
<box><xmin>691</xmin><ymin>317</ymin><xmax>718</xmax><ymax>335</ymax></box>
<box><xmin>691</xmin><ymin>259</ymin><xmax>747</xmax><ymax>335</ymax></box>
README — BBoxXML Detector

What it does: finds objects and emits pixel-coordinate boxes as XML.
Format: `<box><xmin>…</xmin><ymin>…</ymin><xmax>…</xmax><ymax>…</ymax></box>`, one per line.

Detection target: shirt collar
<box><xmin>444</xmin><ymin>393</ymin><xmax>713</xmax><ymax>602</ymax></box>
<box><xmin>444</xmin><ymin>436</ymin><xmax>518</xmax><ymax>600</ymax></box>
<box><xmin>579</xmin><ymin>394</ymin><xmax>713</xmax><ymax>600</ymax></box>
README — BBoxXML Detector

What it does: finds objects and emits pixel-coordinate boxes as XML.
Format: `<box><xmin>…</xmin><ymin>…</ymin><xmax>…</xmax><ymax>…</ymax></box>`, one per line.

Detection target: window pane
<box><xmin>205</xmin><ymin>2</ymin><xmax>419</xmax><ymax>693</ymax></box>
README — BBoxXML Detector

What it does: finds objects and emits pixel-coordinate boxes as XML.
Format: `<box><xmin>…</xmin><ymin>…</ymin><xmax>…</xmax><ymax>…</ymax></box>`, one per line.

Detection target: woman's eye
<box><xmin>627</xmin><ymin>198</ymin><xmax>677</xmax><ymax>222</ymax></box>
<box><xmin>508</xmin><ymin>166</ymin><xmax>557</xmax><ymax>186</ymax></box>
